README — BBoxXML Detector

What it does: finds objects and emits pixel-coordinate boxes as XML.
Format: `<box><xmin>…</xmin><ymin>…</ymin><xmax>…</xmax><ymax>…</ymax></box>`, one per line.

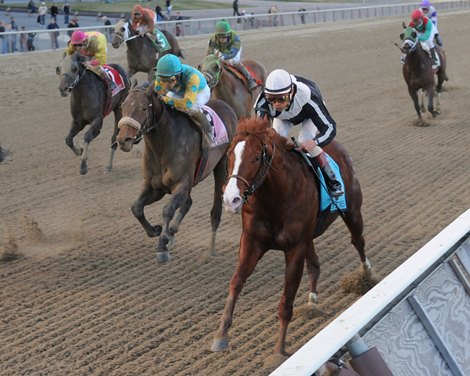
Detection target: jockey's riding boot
<box><xmin>435</xmin><ymin>34</ymin><xmax>444</xmax><ymax>48</ymax></box>
<box><xmin>232</xmin><ymin>62</ymin><xmax>258</xmax><ymax>91</ymax></box>
<box><xmin>430</xmin><ymin>47</ymin><xmax>439</xmax><ymax>69</ymax></box>
<box><xmin>191</xmin><ymin>110</ymin><xmax>213</xmax><ymax>150</ymax></box>
<box><xmin>96</xmin><ymin>66</ymin><xmax>116</xmax><ymax>96</ymax></box>
<box><xmin>315</xmin><ymin>151</ymin><xmax>344</xmax><ymax>197</ymax></box>
<box><xmin>146</xmin><ymin>32</ymin><xmax>161</xmax><ymax>51</ymax></box>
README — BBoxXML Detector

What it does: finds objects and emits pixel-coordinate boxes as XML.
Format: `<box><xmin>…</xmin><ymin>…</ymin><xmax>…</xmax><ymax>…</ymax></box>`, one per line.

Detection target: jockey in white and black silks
<box><xmin>254</xmin><ymin>69</ymin><xmax>343</xmax><ymax>197</ymax></box>
<box><xmin>130</xmin><ymin>4</ymin><xmax>170</xmax><ymax>53</ymax></box>
<box><xmin>206</xmin><ymin>19</ymin><xmax>257</xmax><ymax>91</ymax></box>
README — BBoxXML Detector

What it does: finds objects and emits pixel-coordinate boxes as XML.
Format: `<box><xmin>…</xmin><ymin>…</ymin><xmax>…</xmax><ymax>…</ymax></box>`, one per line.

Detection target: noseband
<box><xmin>403</xmin><ymin>38</ymin><xmax>418</xmax><ymax>54</ymax></box>
<box><xmin>227</xmin><ymin>134</ymin><xmax>276</xmax><ymax>202</ymax></box>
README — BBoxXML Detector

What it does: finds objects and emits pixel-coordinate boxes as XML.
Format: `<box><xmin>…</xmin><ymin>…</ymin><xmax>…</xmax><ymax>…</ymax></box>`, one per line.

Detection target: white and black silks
<box><xmin>254</xmin><ymin>75</ymin><xmax>336</xmax><ymax>147</ymax></box>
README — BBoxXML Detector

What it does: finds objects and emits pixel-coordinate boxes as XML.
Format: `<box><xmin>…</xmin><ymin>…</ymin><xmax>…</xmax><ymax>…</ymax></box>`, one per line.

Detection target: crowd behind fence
<box><xmin>1</xmin><ymin>1</ymin><xmax>469</xmax><ymax>54</ymax></box>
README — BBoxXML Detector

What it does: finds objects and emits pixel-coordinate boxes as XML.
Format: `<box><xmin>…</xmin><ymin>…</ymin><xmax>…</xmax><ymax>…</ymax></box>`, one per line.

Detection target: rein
<box><xmin>130</xmin><ymin>89</ymin><xmax>164</xmax><ymax>144</ymax></box>
<box><xmin>65</xmin><ymin>58</ymin><xmax>87</xmax><ymax>92</ymax></box>
<box><xmin>228</xmin><ymin>134</ymin><xmax>276</xmax><ymax>202</ymax></box>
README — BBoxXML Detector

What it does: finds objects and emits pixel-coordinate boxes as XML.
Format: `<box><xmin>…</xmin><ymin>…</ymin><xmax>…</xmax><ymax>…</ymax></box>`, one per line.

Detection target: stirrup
<box><xmin>248</xmin><ymin>80</ymin><xmax>258</xmax><ymax>90</ymax></box>
<box><xmin>327</xmin><ymin>180</ymin><xmax>344</xmax><ymax>197</ymax></box>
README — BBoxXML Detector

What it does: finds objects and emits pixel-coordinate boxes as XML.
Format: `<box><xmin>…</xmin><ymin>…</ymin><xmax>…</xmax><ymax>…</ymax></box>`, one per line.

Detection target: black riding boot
<box><xmin>316</xmin><ymin>152</ymin><xmax>344</xmax><ymax>197</ymax></box>
<box><xmin>94</xmin><ymin>66</ymin><xmax>116</xmax><ymax>96</ymax></box>
<box><xmin>430</xmin><ymin>47</ymin><xmax>439</xmax><ymax>68</ymax></box>
<box><xmin>232</xmin><ymin>62</ymin><xmax>258</xmax><ymax>91</ymax></box>
<box><xmin>190</xmin><ymin>110</ymin><xmax>213</xmax><ymax>150</ymax></box>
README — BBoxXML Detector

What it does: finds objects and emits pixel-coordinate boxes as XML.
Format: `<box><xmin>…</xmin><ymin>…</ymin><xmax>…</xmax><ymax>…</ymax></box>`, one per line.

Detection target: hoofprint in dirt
<box><xmin>1</xmin><ymin>10</ymin><xmax>469</xmax><ymax>376</ymax></box>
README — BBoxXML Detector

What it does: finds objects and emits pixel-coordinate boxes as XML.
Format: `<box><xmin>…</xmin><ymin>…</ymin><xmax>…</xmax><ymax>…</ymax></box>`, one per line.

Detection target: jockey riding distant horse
<box><xmin>111</xmin><ymin>11</ymin><xmax>183</xmax><ymax>81</ymax></box>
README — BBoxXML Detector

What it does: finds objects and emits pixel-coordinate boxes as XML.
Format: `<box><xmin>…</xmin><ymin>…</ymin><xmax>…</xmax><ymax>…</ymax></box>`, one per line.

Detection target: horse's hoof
<box><xmin>155</xmin><ymin>251</ymin><xmax>171</xmax><ymax>263</ymax></box>
<box><xmin>105</xmin><ymin>165</ymin><xmax>112</xmax><ymax>172</ymax></box>
<box><xmin>211</xmin><ymin>336</ymin><xmax>229</xmax><ymax>352</ymax></box>
<box><xmin>80</xmin><ymin>165</ymin><xmax>88</xmax><ymax>175</ymax></box>
<box><xmin>153</xmin><ymin>225</ymin><xmax>162</xmax><ymax>236</ymax></box>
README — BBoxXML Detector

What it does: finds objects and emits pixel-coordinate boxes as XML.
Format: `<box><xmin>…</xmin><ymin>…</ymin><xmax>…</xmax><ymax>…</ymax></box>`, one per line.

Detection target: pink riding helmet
<box><xmin>70</xmin><ymin>30</ymin><xmax>87</xmax><ymax>45</ymax></box>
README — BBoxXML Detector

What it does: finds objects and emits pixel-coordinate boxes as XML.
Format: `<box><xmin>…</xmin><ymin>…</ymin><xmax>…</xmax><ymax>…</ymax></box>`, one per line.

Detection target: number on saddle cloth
<box><xmin>155</xmin><ymin>30</ymin><xmax>170</xmax><ymax>51</ymax></box>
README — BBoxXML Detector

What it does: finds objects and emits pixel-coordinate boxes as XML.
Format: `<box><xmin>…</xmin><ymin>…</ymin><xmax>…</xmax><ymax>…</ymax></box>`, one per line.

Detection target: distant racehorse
<box><xmin>57</xmin><ymin>52</ymin><xmax>130</xmax><ymax>175</ymax></box>
<box><xmin>111</xmin><ymin>19</ymin><xmax>183</xmax><ymax>81</ymax></box>
<box><xmin>199</xmin><ymin>54</ymin><xmax>267</xmax><ymax>119</ymax></box>
<box><xmin>116</xmin><ymin>83</ymin><xmax>238</xmax><ymax>262</ymax></box>
<box><xmin>400</xmin><ymin>26</ymin><xmax>447</xmax><ymax>122</ymax></box>
<box><xmin>211</xmin><ymin>117</ymin><xmax>373</xmax><ymax>356</ymax></box>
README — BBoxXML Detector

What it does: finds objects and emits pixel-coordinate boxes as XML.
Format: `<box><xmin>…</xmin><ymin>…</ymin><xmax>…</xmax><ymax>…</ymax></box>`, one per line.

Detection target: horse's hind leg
<box><xmin>208</xmin><ymin>157</ymin><xmax>227</xmax><ymax>256</ymax></box>
<box><xmin>427</xmin><ymin>88</ymin><xmax>438</xmax><ymax>118</ymax></box>
<box><xmin>106</xmin><ymin>107</ymin><xmax>122</xmax><ymax>172</ymax></box>
<box><xmin>342</xmin><ymin>210</ymin><xmax>372</xmax><ymax>276</ymax></box>
<box><xmin>419</xmin><ymin>90</ymin><xmax>426</xmax><ymax>113</ymax></box>
<box><xmin>80</xmin><ymin>118</ymin><xmax>104</xmax><ymax>175</ymax></box>
<box><xmin>305</xmin><ymin>241</ymin><xmax>320</xmax><ymax>305</ymax></box>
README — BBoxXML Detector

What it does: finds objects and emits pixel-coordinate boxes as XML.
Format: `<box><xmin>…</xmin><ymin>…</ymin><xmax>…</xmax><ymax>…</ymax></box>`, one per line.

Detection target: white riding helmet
<box><xmin>265</xmin><ymin>69</ymin><xmax>293</xmax><ymax>95</ymax></box>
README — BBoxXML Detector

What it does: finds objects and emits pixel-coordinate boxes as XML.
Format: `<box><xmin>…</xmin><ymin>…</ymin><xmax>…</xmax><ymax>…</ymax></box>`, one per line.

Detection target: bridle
<box><xmin>227</xmin><ymin>133</ymin><xmax>276</xmax><ymax>202</ymax></box>
<box><xmin>123</xmin><ymin>88</ymin><xmax>165</xmax><ymax>145</ymax></box>
<box><xmin>200</xmin><ymin>56</ymin><xmax>222</xmax><ymax>89</ymax></box>
<box><xmin>402</xmin><ymin>28</ymin><xmax>418</xmax><ymax>55</ymax></box>
<box><xmin>59</xmin><ymin>54</ymin><xmax>87</xmax><ymax>93</ymax></box>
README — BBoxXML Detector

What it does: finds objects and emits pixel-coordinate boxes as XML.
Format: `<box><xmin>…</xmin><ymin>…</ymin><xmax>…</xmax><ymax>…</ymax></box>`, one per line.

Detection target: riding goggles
<box><xmin>265</xmin><ymin>93</ymin><xmax>291</xmax><ymax>105</ymax></box>
<box><xmin>158</xmin><ymin>75</ymin><xmax>177</xmax><ymax>83</ymax></box>
<box><xmin>133</xmin><ymin>12</ymin><xmax>142</xmax><ymax>16</ymax></box>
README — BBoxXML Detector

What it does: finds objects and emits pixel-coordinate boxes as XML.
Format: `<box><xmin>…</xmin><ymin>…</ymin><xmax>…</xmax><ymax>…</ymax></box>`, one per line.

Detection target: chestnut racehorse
<box><xmin>116</xmin><ymin>83</ymin><xmax>238</xmax><ymax>262</ymax></box>
<box><xmin>211</xmin><ymin>117</ymin><xmax>372</xmax><ymax>356</ymax></box>
<box><xmin>400</xmin><ymin>26</ymin><xmax>447</xmax><ymax>122</ymax></box>
<box><xmin>199</xmin><ymin>54</ymin><xmax>267</xmax><ymax>119</ymax></box>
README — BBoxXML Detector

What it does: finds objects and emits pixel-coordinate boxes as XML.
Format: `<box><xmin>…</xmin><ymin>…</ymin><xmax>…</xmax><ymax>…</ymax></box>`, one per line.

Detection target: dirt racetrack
<box><xmin>1</xmin><ymin>10</ymin><xmax>470</xmax><ymax>376</ymax></box>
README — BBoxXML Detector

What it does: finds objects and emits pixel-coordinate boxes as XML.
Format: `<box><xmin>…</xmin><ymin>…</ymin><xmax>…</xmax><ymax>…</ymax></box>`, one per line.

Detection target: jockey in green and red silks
<box><xmin>409</xmin><ymin>9</ymin><xmax>439</xmax><ymax>68</ymax></box>
<box><xmin>206</xmin><ymin>19</ymin><xmax>257</xmax><ymax>91</ymax></box>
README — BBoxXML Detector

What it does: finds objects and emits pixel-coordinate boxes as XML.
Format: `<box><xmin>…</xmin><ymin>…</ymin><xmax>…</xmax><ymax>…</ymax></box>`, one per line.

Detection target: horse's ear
<box><xmin>147</xmin><ymin>81</ymin><xmax>155</xmax><ymax>96</ymax></box>
<box><xmin>402</xmin><ymin>21</ymin><xmax>407</xmax><ymax>29</ymax></box>
<box><xmin>131</xmin><ymin>79</ymin><xmax>138</xmax><ymax>89</ymax></box>
<box><xmin>399</xmin><ymin>32</ymin><xmax>404</xmax><ymax>40</ymax></box>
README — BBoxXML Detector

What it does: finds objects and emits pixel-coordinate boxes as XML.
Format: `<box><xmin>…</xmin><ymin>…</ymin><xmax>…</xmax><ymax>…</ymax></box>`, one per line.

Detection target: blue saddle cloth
<box><xmin>317</xmin><ymin>154</ymin><xmax>347</xmax><ymax>212</ymax></box>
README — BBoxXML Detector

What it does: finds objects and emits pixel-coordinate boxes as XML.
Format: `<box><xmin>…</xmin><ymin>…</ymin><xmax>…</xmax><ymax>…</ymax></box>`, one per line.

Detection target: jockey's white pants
<box><xmin>166</xmin><ymin>85</ymin><xmax>211</xmax><ymax>113</ymax></box>
<box><xmin>273</xmin><ymin>118</ymin><xmax>319</xmax><ymax>144</ymax></box>
<box><xmin>419</xmin><ymin>22</ymin><xmax>437</xmax><ymax>50</ymax></box>
<box><xmin>216</xmin><ymin>47</ymin><xmax>242</xmax><ymax>65</ymax></box>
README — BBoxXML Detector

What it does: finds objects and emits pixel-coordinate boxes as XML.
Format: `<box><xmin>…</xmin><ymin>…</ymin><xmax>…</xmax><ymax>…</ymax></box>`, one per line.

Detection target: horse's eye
<box><xmin>255</xmin><ymin>156</ymin><xmax>261</xmax><ymax>161</ymax></box>
<box><xmin>71</xmin><ymin>65</ymin><xmax>78</xmax><ymax>74</ymax></box>
<box><xmin>120</xmin><ymin>27</ymin><xmax>125</xmax><ymax>32</ymax></box>
<box><xmin>141</xmin><ymin>105</ymin><xmax>148</xmax><ymax>112</ymax></box>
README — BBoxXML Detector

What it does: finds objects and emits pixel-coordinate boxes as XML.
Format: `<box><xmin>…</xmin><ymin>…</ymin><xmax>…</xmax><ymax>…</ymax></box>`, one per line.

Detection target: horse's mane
<box><xmin>236</xmin><ymin>117</ymin><xmax>290</xmax><ymax>150</ymax></box>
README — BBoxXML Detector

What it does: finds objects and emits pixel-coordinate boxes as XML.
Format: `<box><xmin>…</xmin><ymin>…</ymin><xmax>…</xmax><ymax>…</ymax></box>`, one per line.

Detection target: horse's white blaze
<box><xmin>223</xmin><ymin>141</ymin><xmax>246</xmax><ymax>213</ymax></box>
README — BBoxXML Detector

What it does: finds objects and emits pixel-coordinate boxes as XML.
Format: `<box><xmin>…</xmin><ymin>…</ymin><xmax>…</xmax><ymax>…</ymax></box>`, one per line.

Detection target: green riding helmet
<box><xmin>215</xmin><ymin>20</ymin><xmax>231</xmax><ymax>36</ymax></box>
<box><xmin>156</xmin><ymin>54</ymin><xmax>182</xmax><ymax>77</ymax></box>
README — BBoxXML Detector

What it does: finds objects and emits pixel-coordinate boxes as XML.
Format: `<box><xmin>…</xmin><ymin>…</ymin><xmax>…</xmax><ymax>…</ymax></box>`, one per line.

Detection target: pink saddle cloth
<box><xmin>202</xmin><ymin>105</ymin><xmax>230</xmax><ymax>148</ymax></box>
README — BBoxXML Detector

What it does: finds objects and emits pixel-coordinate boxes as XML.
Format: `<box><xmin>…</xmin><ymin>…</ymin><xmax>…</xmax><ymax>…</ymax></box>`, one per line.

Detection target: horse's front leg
<box><xmin>65</xmin><ymin>119</ymin><xmax>84</xmax><ymax>157</ymax></box>
<box><xmin>132</xmin><ymin>183</ymin><xmax>166</xmax><ymax>238</ymax></box>
<box><xmin>208</xmin><ymin>157</ymin><xmax>227</xmax><ymax>256</ymax></box>
<box><xmin>427</xmin><ymin>88</ymin><xmax>438</xmax><ymax>117</ymax></box>
<box><xmin>156</xmin><ymin>183</ymin><xmax>191</xmax><ymax>262</ymax></box>
<box><xmin>275</xmin><ymin>244</ymin><xmax>306</xmax><ymax>356</ymax></box>
<box><xmin>211</xmin><ymin>234</ymin><xmax>265</xmax><ymax>352</ymax></box>
<box><xmin>408</xmin><ymin>88</ymin><xmax>422</xmax><ymax>121</ymax></box>
<box><xmin>80</xmin><ymin>118</ymin><xmax>103</xmax><ymax>175</ymax></box>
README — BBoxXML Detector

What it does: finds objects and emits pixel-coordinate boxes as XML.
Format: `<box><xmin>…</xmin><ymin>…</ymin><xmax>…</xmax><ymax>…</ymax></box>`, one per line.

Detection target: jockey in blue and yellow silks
<box><xmin>154</xmin><ymin>54</ymin><xmax>212</xmax><ymax>149</ymax></box>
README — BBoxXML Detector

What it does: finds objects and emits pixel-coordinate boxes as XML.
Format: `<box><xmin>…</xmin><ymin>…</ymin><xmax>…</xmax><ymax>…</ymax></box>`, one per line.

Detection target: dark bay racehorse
<box><xmin>111</xmin><ymin>19</ymin><xmax>183</xmax><ymax>81</ymax></box>
<box><xmin>57</xmin><ymin>52</ymin><xmax>130</xmax><ymax>175</ymax></box>
<box><xmin>211</xmin><ymin>117</ymin><xmax>373</xmax><ymax>356</ymax></box>
<box><xmin>116</xmin><ymin>83</ymin><xmax>238</xmax><ymax>262</ymax></box>
<box><xmin>199</xmin><ymin>54</ymin><xmax>267</xmax><ymax>119</ymax></box>
<box><xmin>400</xmin><ymin>26</ymin><xmax>447</xmax><ymax>122</ymax></box>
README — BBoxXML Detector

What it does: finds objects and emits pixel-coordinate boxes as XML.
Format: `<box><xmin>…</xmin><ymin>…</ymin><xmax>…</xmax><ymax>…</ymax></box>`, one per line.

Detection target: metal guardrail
<box><xmin>1</xmin><ymin>1</ymin><xmax>469</xmax><ymax>54</ymax></box>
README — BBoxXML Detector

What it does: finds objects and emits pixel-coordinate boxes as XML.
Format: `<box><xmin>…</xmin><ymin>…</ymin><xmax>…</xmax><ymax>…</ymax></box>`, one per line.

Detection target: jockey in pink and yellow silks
<box><xmin>66</xmin><ymin>30</ymin><xmax>116</xmax><ymax>93</ymax></box>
